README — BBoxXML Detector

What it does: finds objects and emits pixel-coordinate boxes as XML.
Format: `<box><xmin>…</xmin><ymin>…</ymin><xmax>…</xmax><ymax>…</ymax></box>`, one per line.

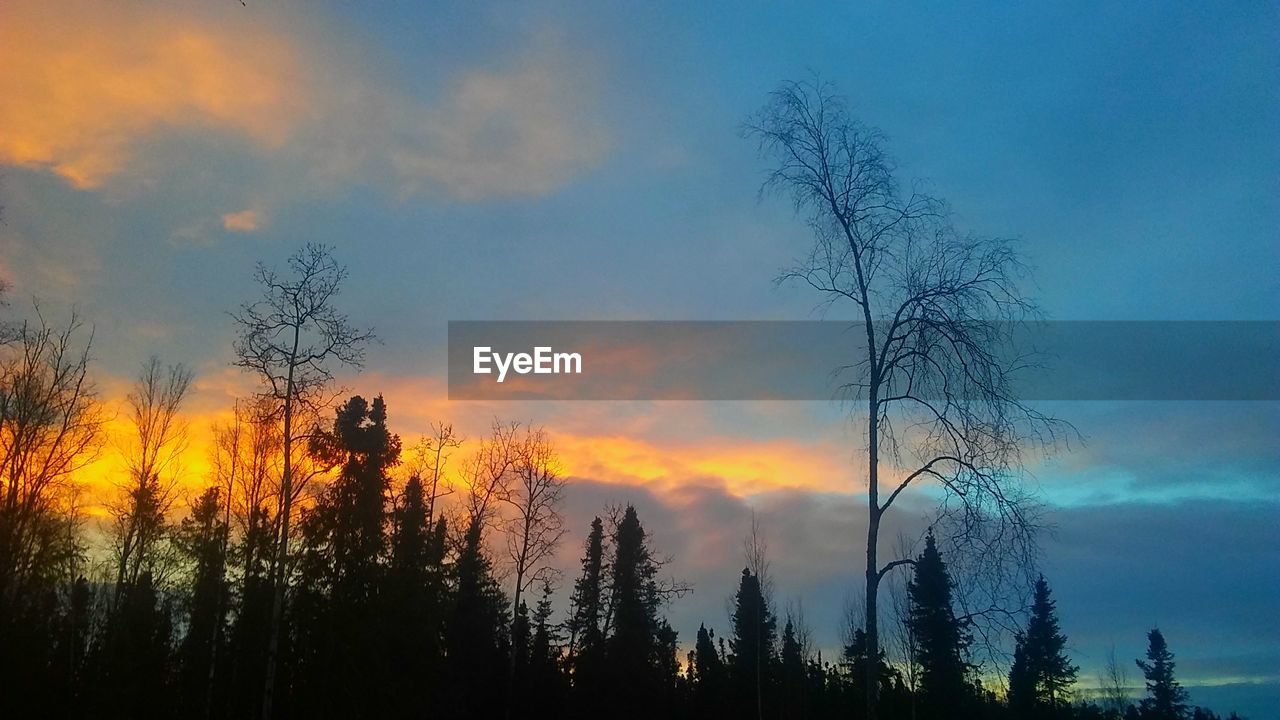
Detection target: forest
<box><xmin>0</xmin><ymin>250</ymin><xmax>1246</xmax><ymax>719</ymax></box>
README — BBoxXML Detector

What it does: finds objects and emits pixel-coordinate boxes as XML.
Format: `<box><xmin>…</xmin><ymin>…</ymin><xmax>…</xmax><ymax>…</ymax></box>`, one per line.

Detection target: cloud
<box><xmin>221</xmin><ymin>209</ymin><xmax>263</xmax><ymax>233</ymax></box>
<box><xmin>0</xmin><ymin>1</ymin><xmax>608</xmax><ymax>201</ymax></box>
<box><xmin>387</xmin><ymin>44</ymin><xmax>609</xmax><ymax>200</ymax></box>
<box><xmin>0</xmin><ymin>2</ymin><xmax>303</xmax><ymax>189</ymax></box>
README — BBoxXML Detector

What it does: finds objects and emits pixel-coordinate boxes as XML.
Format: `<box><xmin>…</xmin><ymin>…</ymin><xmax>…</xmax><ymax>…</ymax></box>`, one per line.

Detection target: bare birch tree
<box><xmin>231</xmin><ymin>243</ymin><xmax>373</xmax><ymax>720</ymax></box>
<box><xmin>747</xmin><ymin>79</ymin><xmax>1066</xmax><ymax>718</ymax></box>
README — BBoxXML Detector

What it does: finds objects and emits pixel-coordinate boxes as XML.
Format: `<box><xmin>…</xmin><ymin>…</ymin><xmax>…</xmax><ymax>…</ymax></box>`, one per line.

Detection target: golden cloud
<box><xmin>221</xmin><ymin>209</ymin><xmax>263</xmax><ymax>233</ymax></box>
<box><xmin>0</xmin><ymin>1</ymin><xmax>608</xmax><ymax>200</ymax></box>
<box><xmin>0</xmin><ymin>1</ymin><xmax>304</xmax><ymax>188</ymax></box>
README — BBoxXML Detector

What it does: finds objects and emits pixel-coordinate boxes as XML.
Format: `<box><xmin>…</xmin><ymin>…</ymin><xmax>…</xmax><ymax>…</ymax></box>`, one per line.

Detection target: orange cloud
<box><xmin>0</xmin><ymin>1</ymin><xmax>304</xmax><ymax>188</ymax></box>
<box><xmin>0</xmin><ymin>2</ymin><xmax>607</xmax><ymax>200</ymax></box>
<box><xmin>222</xmin><ymin>209</ymin><xmax>263</xmax><ymax>233</ymax></box>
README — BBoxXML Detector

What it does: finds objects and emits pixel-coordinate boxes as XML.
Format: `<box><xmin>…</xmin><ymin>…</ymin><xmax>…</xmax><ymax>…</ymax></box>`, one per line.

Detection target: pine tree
<box><xmin>568</xmin><ymin>516</ymin><xmax>607</xmax><ymax>713</ymax></box>
<box><xmin>445</xmin><ymin>517</ymin><xmax>511</xmax><ymax>717</ymax></box>
<box><xmin>691</xmin><ymin>623</ymin><xmax>727</xmax><ymax>714</ymax></box>
<box><xmin>604</xmin><ymin>505</ymin><xmax>670</xmax><ymax>718</ymax></box>
<box><xmin>729</xmin><ymin>567</ymin><xmax>777</xmax><ymax>719</ymax></box>
<box><xmin>1136</xmin><ymin>628</ymin><xmax>1189</xmax><ymax>720</ymax></box>
<box><xmin>174</xmin><ymin>486</ymin><xmax>230</xmax><ymax>716</ymax></box>
<box><xmin>1008</xmin><ymin>632</ymin><xmax>1036</xmax><ymax>716</ymax></box>
<box><xmin>528</xmin><ymin>582</ymin><xmax>568</xmax><ymax>714</ymax></box>
<box><xmin>907</xmin><ymin>531</ymin><xmax>972</xmax><ymax>720</ymax></box>
<box><xmin>1017</xmin><ymin>575</ymin><xmax>1079</xmax><ymax>717</ymax></box>
<box><xmin>779</xmin><ymin>619</ymin><xmax>808</xmax><ymax>719</ymax></box>
<box><xmin>291</xmin><ymin>394</ymin><xmax>401</xmax><ymax>717</ymax></box>
<box><xmin>384</xmin><ymin>474</ymin><xmax>448</xmax><ymax>718</ymax></box>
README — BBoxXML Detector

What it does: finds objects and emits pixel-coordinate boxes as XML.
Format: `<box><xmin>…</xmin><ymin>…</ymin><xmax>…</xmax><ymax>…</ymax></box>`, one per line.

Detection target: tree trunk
<box><xmin>261</xmin><ymin>351</ymin><xmax>298</xmax><ymax>720</ymax></box>
<box><xmin>865</xmin><ymin>394</ymin><xmax>881</xmax><ymax>720</ymax></box>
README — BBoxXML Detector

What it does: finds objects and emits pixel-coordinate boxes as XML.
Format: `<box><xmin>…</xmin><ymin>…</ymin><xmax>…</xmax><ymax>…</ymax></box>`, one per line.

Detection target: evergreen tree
<box><xmin>567</xmin><ymin>516</ymin><xmax>607</xmax><ymax>713</ymax></box>
<box><xmin>445</xmin><ymin>517</ymin><xmax>511</xmax><ymax>717</ymax></box>
<box><xmin>527</xmin><ymin>581</ymin><xmax>569</xmax><ymax>714</ymax></box>
<box><xmin>1012</xmin><ymin>575</ymin><xmax>1078</xmax><ymax>717</ymax></box>
<box><xmin>729</xmin><ymin>567</ymin><xmax>777</xmax><ymax>719</ymax></box>
<box><xmin>291</xmin><ymin>394</ymin><xmax>401</xmax><ymax>717</ymax></box>
<box><xmin>1136</xmin><ymin>628</ymin><xmax>1189</xmax><ymax>720</ymax></box>
<box><xmin>907</xmin><ymin>531</ymin><xmax>972</xmax><ymax>720</ymax></box>
<box><xmin>174</xmin><ymin>486</ymin><xmax>230</xmax><ymax>716</ymax></box>
<box><xmin>691</xmin><ymin>623</ymin><xmax>727</xmax><ymax>714</ymax></box>
<box><xmin>779</xmin><ymin>619</ymin><xmax>808</xmax><ymax>719</ymax></box>
<box><xmin>604</xmin><ymin>505</ymin><xmax>671</xmax><ymax>718</ymax></box>
<box><xmin>1008</xmin><ymin>632</ymin><xmax>1036</xmax><ymax>717</ymax></box>
<box><xmin>384</xmin><ymin>474</ymin><xmax>448</xmax><ymax>718</ymax></box>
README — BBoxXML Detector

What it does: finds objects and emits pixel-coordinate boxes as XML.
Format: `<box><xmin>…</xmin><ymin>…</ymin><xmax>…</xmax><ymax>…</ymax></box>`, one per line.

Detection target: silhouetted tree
<box><xmin>384</xmin><ymin>473</ymin><xmax>448</xmax><ymax>717</ymax></box>
<box><xmin>291</xmin><ymin>395</ymin><xmax>400</xmax><ymax>717</ymax></box>
<box><xmin>691</xmin><ymin>623</ymin><xmax>728</xmax><ymax>714</ymax></box>
<box><xmin>1136</xmin><ymin>628</ymin><xmax>1189</xmax><ymax>720</ymax></box>
<box><xmin>175</xmin><ymin>486</ymin><xmax>230</xmax><ymax>717</ymax></box>
<box><xmin>231</xmin><ymin>243</ymin><xmax>374</xmax><ymax>720</ymax></box>
<box><xmin>604</xmin><ymin>505</ymin><xmax>675</xmax><ymax>718</ymax></box>
<box><xmin>747</xmin><ymin>79</ymin><xmax>1066</xmax><ymax>719</ymax></box>
<box><xmin>0</xmin><ymin>305</ymin><xmax>101</xmax><ymax>659</ymax></box>
<box><xmin>567</xmin><ymin>516</ymin><xmax>607</xmax><ymax>713</ymax></box>
<box><xmin>109</xmin><ymin>358</ymin><xmax>191</xmax><ymax>603</ymax></box>
<box><xmin>729</xmin><ymin>567</ymin><xmax>776</xmax><ymax>719</ymax></box>
<box><xmin>1010</xmin><ymin>575</ymin><xmax>1078</xmax><ymax>718</ymax></box>
<box><xmin>907</xmin><ymin>532</ymin><xmax>972</xmax><ymax>719</ymax></box>
<box><xmin>444</xmin><ymin>516</ymin><xmax>510</xmax><ymax>717</ymax></box>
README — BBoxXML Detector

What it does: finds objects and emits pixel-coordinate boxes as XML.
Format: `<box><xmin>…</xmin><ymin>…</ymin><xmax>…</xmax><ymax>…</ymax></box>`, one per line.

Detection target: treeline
<box><xmin>0</xmin><ymin>251</ymin><xmax>1246</xmax><ymax>720</ymax></box>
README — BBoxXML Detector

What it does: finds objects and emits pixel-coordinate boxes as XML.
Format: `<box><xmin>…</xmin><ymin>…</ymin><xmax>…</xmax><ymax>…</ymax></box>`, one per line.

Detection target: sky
<box><xmin>2</xmin><ymin>1</ymin><xmax>1278</xmax><ymax>715</ymax></box>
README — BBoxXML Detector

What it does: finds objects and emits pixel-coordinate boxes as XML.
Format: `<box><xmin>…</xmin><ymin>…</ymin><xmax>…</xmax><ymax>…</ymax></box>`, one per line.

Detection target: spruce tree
<box><xmin>779</xmin><ymin>619</ymin><xmax>808</xmax><ymax>719</ymax></box>
<box><xmin>1018</xmin><ymin>575</ymin><xmax>1078</xmax><ymax>716</ymax></box>
<box><xmin>445</xmin><ymin>517</ymin><xmax>511</xmax><ymax>717</ymax></box>
<box><xmin>291</xmin><ymin>394</ymin><xmax>401</xmax><ymax>717</ymax></box>
<box><xmin>1136</xmin><ymin>628</ymin><xmax>1189</xmax><ymax>720</ymax></box>
<box><xmin>907</xmin><ymin>531</ymin><xmax>971</xmax><ymax>720</ymax></box>
<box><xmin>691</xmin><ymin>623</ymin><xmax>727</xmax><ymax>713</ymax></box>
<box><xmin>174</xmin><ymin>486</ymin><xmax>230</xmax><ymax>716</ymax></box>
<box><xmin>604</xmin><ymin>505</ymin><xmax>669</xmax><ymax>718</ymax></box>
<box><xmin>729</xmin><ymin>567</ymin><xmax>776</xmax><ymax>719</ymax></box>
<box><xmin>568</xmin><ymin>516</ymin><xmax>607</xmax><ymax>712</ymax></box>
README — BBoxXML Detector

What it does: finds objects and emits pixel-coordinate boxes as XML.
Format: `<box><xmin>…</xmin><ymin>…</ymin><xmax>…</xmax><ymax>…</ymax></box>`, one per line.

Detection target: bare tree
<box><xmin>746</xmin><ymin>79</ymin><xmax>1066</xmax><ymax>717</ymax></box>
<box><xmin>109</xmin><ymin>357</ymin><xmax>192</xmax><ymax>600</ymax></box>
<box><xmin>459</xmin><ymin>420</ymin><xmax>521</xmax><ymax>532</ymax></box>
<box><xmin>1099</xmin><ymin>643</ymin><xmax>1131</xmax><ymax>718</ymax></box>
<box><xmin>231</xmin><ymin>243</ymin><xmax>373</xmax><ymax>720</ymax></box>
<box><xmin>502</xmin><ymin>426</ymin><xmax>566</xmax><ymax>716</ymax></box>
<box><xmin>399</xmin><ymin>422</ymin><xmax>461</xmax><ymax>527</ymax></box>
<box><xmin>0</xmin><ymin>304</ymin><xmax>102</xmax><ymax>608</ymax></box>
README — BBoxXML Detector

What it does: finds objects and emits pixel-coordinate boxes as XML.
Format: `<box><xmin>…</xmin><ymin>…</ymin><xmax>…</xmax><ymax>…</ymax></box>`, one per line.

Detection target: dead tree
<box><xmin>231</xmin><ymin>243</ymin><xmax>373</xmax><ymax>720</ymax></box>
<box><xmin>747</xmin><ymin>79</ymin><xmax>1065</xmax><ymax>718</ymax></box>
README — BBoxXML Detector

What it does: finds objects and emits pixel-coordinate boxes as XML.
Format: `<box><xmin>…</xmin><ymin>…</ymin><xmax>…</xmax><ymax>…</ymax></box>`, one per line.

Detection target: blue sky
<box><xmin>2</xmin><ymin>1</ymin><xmax>1277</xmax><ymax>715</ymax></box>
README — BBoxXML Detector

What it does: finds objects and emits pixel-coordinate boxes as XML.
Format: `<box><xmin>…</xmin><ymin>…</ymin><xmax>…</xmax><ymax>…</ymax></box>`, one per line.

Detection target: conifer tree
<box><xmin>691</xmin><ymin>623</ymin><xmax>727</xmax><ymax>713</ymax></box>
<box><xmin>292</xmin><ymin>395</ymin><xmax>401</xmax><ymax>717</ymax></box>
<box><xmin>604</xmin><ymin>505</ymin><xmax>669</xmax><ymax>718</ymax></box>
<box><xmin>729</xmin><ymin>567</ymin><xmax>777</xmax><ymax>719</ymax></box>
<box><xmin>1136</xmin><ymin>628</ymin><xmax>1189</xmax><ymax>720</ymax></box>
<box><xmin>445</xmin><ymin>517</ymin><xmax>511</xmax><ymax>717</ymax></box>
<box><xmin>1013</xmin><ymin>575</ymin><xmax>1078</xmax><ymax>717</ymax></box>
<box><xmin>779</xmin><ymin>619</ymin><xmax>808</xmax><ymax>719</ymax></box>
<box><xmin>907</xmin><ymin>531</ymin><xmax>971</xmax><ymax>719</ymax></box>
<box><xmin>175</xmin><ymin>486</ymin><xmax>230</xmax><ymax>716</ymax></box>
<box><xmin>567</xmin><ymin>516</ymin><xmax>607</xmax><ymax>711</ymax></box>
